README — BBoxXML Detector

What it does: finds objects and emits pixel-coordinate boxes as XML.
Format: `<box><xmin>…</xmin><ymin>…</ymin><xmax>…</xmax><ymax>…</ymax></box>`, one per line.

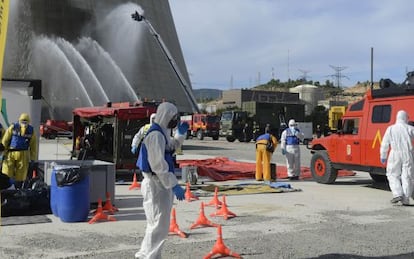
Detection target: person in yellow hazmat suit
<box><xmin>2</xmin><ymin>113</ymin><xmax>37</xmax><ymax>189</ymax></box>
<box><xmin>255</xmin><ymin>127</ymin><xmax>278</xmax><ymax>184</ymax></box>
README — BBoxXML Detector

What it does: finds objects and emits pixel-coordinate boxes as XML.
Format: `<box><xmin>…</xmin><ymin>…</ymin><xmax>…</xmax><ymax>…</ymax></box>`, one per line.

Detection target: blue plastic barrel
<box><xmin>56</xmin><ymin>166</ymin><xmax>90</xmax><ymax>222</ymax></box>
<box><xmin>50</xmin><ymin>166</ymin><xmax>61</xmax><ymax>217</ymax></box>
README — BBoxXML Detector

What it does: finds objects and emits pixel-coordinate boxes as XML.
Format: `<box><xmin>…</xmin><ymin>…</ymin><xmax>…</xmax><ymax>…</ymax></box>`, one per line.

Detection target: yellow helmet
<box><xmin>19</xmin><ymin>113</ymin><xmax>30</xmax><ymax>123</ymax></box>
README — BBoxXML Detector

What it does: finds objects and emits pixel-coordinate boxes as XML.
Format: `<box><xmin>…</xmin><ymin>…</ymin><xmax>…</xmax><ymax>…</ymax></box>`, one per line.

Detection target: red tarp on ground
<box><xmin>177</xmin><ymin>157</ymin><xmax>355</xmax><ymax>181</ymax></box>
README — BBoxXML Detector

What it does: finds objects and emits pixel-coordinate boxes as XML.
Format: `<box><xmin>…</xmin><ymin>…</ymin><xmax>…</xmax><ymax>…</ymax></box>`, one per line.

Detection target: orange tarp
<box><xmin>177</xmin><ymin>157</ymin><xmax>355</xmax><ymax>182</ymax></box>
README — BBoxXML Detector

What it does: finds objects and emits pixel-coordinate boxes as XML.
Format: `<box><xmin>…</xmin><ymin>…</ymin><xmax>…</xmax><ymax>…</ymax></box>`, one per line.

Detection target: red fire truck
<box><xmin>40</xmin><ymin>120</ymin><xmax>73</xmax><ymax>139</ymax></box>
<box><xmin>180</xmin><ymin>113</ymin><xmax>220</xmax><ymax>140</ymax></box>
<box><xmin>310</xmin><ymin>72</ymin><xmax>414</xmax><ymax>184</ymax></box>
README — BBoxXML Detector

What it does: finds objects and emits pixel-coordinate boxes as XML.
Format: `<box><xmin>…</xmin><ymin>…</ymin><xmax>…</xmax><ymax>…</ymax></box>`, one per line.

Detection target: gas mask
<box><xmin>167</xmin><ymin>114</ymin><xmax>179</xmax><ymax>129</ymax></box>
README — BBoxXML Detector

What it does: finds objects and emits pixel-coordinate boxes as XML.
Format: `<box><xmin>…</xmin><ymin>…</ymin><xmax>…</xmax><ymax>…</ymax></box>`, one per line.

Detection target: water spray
<box><xmin>131</xmin><ymin>10</ymin><xmax>200</xmax><ymax>113</ymax></box>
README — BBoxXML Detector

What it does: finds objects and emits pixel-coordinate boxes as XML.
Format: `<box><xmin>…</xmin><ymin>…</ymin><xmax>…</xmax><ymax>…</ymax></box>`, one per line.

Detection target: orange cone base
<box><xmin>190</xmin><ymin>202</ymin><xmax>219</xmax><ymax>229</ymax></box>
<box><xmin>102</xmin><ymin>200</ymin><xmax>119</xmax><ymax>214</ymax></box>
<box><xmin>169</xmin><ymin>208</ymin><xmax>188</xmax><ymax>238</ymax></box>
<box><xmin>190</xmin><ymin>216</ymin><xmax>219</xmax><ymax>229</ymax></box>
<box><xmin>102</xmin><ymin>192</ymin><xmax>118</xmax><ymax>214</ymax></box>
<box><xmin>88</xmin><ymin>212</ymin><xmax>117</xmax><ymax>224</ymax></box>
<box><xmin>205</xmin><ymin>195</ymin><xmax>222</xmax><ymax>208</ymax></box>
<box><xmin>89</xmin><ymin>198</ymin><xmax>117</xmax><ymax>224</ymax></box>
<box><xmin>206</xmin><ymin>187</ymin><xmax>222</xmax><ymax>208</ymax></box>
<box><xmin>185</xmin><ymin>182</ymin><xmax>199</xmax><ymax>202</ymax></box>
<box><xmin>210</xmin><ymin>207</ymin><xmax>236</xmax><ymax>220</ymax></box>
<box><xmin>129</xmin><ymin>173</ymin><xmax>141</xmax><ymax>190</ymax></box>
<box><xmin>210</xmin><ymin>196</ymin><xmax>236</xmax><ymax>220</ymax></box>
<box><xmin>203</xmin><ymin>226</ymin><xmax>242</xmax><ymax>259</ymax></box>
<box><xmin>169</xmin><ymin>224</ymin><xmax>188</xmax><ymax>238</ymax></box>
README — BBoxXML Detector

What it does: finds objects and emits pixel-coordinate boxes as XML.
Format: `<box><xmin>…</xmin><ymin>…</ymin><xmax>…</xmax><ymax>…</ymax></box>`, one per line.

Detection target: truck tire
<box><xmin>226</xmin><ymin>136</ymin><xmax>235</xmax><ymax>142</ymax></box>
<box><xmin>212</xmin><ymin>135</ymin><xmax>219</xmax><ymax>140</ymax></box>
<box><xmin>369</xmin><ymin>173</ymin><xmax>387</xmax><ymax>182</ymax></box>
<box><xmin>196</xmin><ymin>130</ymin><xmax>204</xmax><ymax>140</ymax></box>
<box><xmin>311</xmin><ymin>151</ymin><xmax>338</xmax><ymax>184</ymax></box>
<box><xmin>49</xmin><ymin>133</ymin><xmax>57</xmax><ymax>139</ymax></box>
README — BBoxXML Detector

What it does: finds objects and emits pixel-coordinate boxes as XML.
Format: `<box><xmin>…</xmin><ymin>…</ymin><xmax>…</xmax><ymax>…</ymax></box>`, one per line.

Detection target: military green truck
<box><xmin>220</xmin><ymin>101</ymin><xmax>305</xmax><ymax>142</ymax></box>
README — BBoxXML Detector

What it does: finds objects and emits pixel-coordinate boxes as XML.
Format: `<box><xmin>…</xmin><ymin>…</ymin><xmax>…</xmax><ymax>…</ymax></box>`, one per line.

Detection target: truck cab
<box><xmin>180</xmin><ymin>114</ymin><xmax>220</xmax><ymax>140</ymax></box>
<box><xmin>220</xmin><ymin>110</ymin><xmax>253</xmax><ymax>142</ymax></box>
<box><xmin>310</xmin><ymin>73</ymin><xmax>414</xmax><ymax>184</ymax></box>
<box><xmin>192</xmin><ymin>114</ymin><xmax>220</xmax><ymax>140</ymax></box>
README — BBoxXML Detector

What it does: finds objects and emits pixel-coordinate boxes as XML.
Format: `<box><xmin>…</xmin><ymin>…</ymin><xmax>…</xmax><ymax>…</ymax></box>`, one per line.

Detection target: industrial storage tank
<box><xmin>290</xmin><ymin>84</ymin><xmax>324</xmax><ymax>115</ymax></box>
<box><xmin>4</xmin><ymin>0</ymin><xmax>196</xmax><ymax>120</ymax></box>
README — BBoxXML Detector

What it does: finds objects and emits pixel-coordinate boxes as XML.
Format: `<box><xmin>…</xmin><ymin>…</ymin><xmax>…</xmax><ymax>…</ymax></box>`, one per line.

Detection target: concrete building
<box><xmin>221</xmin><ymin>89</ymin><xmax>301</xmax><ymax>109</ymax></box>
<box><xmin>5</xmin><ymin>0</ymin><xmax>196</xmax><ymax>120</ymax></box>
<box><xmin>289</xmin><ymin>84</ymin><xmax>324</xmax><ymax>115</ymax></box>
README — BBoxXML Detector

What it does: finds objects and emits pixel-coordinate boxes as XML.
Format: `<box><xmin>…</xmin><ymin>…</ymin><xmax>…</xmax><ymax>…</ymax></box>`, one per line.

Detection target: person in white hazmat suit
<box><xmin>280</xmin><ymin>119</ymin><xmax>304</xmax><ymax>180</ymax></box>
<box><xmin>131</xmin><ymin>113</ymin><xmax>156</xmax><ymax>154</ymax></box>
<box><xmin>135</xmin><ymin>102</ymin><xmax>188</xmax><ymax>259</ymax></box>
<box><xmin>380</xmin><ymin>110</ymin><xmax>414</xmax><ymax>205</ymax></box>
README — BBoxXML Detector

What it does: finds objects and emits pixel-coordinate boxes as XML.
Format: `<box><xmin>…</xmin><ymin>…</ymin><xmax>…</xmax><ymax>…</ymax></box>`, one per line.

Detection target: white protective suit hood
<box><xmin>288</xmin><ymin>119</ymin><xmax>296</xmax><ymax>131</ymax></box>
<box><xmin>396</xmin><ymin>110</ymin><xmax>408</xmax><ymax>124</ymax></box>
<box><xmin>149</xmin><ymin>113</ymin><xmax>156</xmax><ymax>125</ymax></box>
<box><xmin>154</xmin><ymin>102</ymin><xmax>178</xmax><ymax>129</ymax></box>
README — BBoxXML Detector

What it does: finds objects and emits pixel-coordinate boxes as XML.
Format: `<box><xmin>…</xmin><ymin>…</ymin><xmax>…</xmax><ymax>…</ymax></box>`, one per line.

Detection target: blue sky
<box><xmin>169</xmin><ymin>0</ymin><xmax>412</xmax><ymax>90</ymax></box>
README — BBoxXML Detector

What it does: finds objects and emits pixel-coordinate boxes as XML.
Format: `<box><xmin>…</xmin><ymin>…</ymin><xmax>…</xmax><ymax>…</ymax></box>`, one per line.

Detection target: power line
<box><xmin>328</xmin><ymin>65</ymin><xmax>349</xmax><ymax>87</ymax></box>
<box><xmin>298</xmin><ymin>69</ymin><xmax>311</xmax><ymax>81</ymax></box>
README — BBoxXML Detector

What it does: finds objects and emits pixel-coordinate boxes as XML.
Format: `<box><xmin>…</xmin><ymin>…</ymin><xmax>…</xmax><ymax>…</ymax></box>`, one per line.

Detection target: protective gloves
<box><xmin>172</xmin><ymin>184</ymin><xmax>185</xmax><ymax>201</ymax></box>
<box><xmin>131</xmin><ymin>146</ymin><xmax>137</xmax><ymax>154</ymax></box>
<box><xmin>380</xmin><ymin>158</ymin><xmax>387</xmax><ymax>165</ymax></box>
<box><xmin>177</xmin><ymin>121</ymin><xmax>189</xmax><ymax>135</ymax></box>
<box><xmin>281</xmin><ymin>148</ymin><xmax>286</xmax><ymax>155</ymax></box>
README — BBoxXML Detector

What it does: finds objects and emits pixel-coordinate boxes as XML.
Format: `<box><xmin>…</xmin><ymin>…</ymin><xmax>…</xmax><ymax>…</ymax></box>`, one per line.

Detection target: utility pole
<box><xmin>287</xmin><ymin>49</ymin><xmax>290</xmax><ymax>81</ymax></box>
<box><xmin>329</xmin><ymin>65</ymin><xmax>348</xmax><ymax>88</ymax></box>
<box><xmin>298</xmin><ymin>69</ymin><xmax>311</xmax><ymax>82</ymax></box>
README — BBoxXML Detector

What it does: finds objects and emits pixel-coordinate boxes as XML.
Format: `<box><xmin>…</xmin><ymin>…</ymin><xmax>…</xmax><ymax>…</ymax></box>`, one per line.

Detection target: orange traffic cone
<box><xmin>129</xmin><ymin>173</ymin><xmax>141</xmax><ymax>190</ymax></box>
<box><xmin>88</xmin><ymin>198</ymin><xmax>117</xmax><ymax>224</ymax></box>
<box><xmin>102</xmin><ymin>192</ymin><xmax>119</xmax><ymax>214</ymax></box>
<box><xmin>205</xmin><ymin>187</ymin><xmax>222</xmax><ymax>208</ymax></box>
<box><xmin>210</xmin><ymin>195</ymin><xmax>236</xmax><ymax>220</ymax></box>
<box><xmin>203</xmin><ymin>225</ymin><xmax>242</xmax><ymax>259</ymax></box>
<box><xmin>169</xmin><ymin>208</ymin><xmax>188</xmax><ymax>238</ymax></box>
<box><xmin>190</xmin><ymin>202</ymin><xmax>219</xmax><ymax>229</ymax></box>
<box><xmin>185</xmin><ymin>182</ymin><xmax>199</xmax><ymax>202</ymax></box>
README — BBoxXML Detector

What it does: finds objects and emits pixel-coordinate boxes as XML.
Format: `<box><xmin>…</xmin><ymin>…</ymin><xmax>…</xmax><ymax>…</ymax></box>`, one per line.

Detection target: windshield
<box><xmin>207</xmin><ymin>115</ymin><xmax>220</xmax><ymax>123</ymax></box>
<box><xmin>221</xmin><ymin>112</ymin><xmax>233</xmax><ymax>121</ymax></box>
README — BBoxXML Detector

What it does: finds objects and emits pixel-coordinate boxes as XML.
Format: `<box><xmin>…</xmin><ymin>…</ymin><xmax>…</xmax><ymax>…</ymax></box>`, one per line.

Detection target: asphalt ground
<box><xmin>1</xmin><ymin>137</ymin><xmax>414</xmax><ymax>259</ymax></box>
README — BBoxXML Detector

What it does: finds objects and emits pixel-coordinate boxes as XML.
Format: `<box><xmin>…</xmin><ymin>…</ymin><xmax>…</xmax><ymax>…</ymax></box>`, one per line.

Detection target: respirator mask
<box><xmin>168</xmin><ymin>114</ymin><xmax>179</xmax><ymax>129</ymax></box>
